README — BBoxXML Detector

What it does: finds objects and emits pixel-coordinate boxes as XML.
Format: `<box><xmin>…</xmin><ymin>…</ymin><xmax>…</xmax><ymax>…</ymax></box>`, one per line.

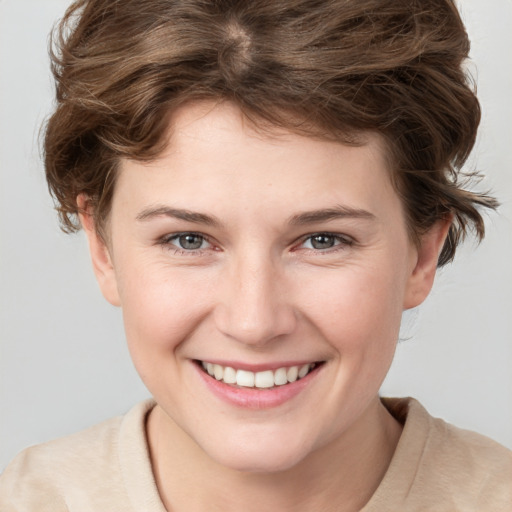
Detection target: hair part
<box><xmin>44</xmin><ymin>0</ymin><xmax>498</xmax><ymax>265</ymax></box>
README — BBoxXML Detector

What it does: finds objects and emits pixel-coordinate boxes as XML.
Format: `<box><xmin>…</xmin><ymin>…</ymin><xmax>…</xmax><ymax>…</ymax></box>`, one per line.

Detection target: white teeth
<box><xmin>298</xmin><ymin>364</ymin><xmax>310</xmax><ymax>379</ymax></box>
<box><xmin>274</xmin><ymin>367</ymin><xmax>288</xmax><ymax>386</ymax></box>
<box><xmin>236</xmin><ymin>369</ymin><xmax>255</xmax><ymax>387</ymax></box>
<box><xmin>201</xmin><ymin>361</ymin><xmax>316</xmax><ymax>388</ymax></box>
<box><xmin>287</xmin><ymin>365</ymin><xmax>298</xmax><ymax>383</ymax></box>
<box><xmin>223</xmin><ymin>366</ymin><xmax>237</xmax><ymax>384</ymax></box>
<box><xmin>254</xmin><ymin>370</ymin><xmax>275</xmax><ymax>388</ymax></box>
<box><xmin>213</xmin><ymin>364</ymin><xmax>224</xmax><ymax>380</ymax></box>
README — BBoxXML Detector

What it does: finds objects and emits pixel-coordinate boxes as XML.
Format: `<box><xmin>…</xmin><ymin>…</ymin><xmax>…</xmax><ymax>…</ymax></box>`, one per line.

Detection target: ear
<box><xmin>77</xmin><ymin>195</ymin><xmax>121</xmax><ymax>307</ymax></box>
<box><xmin>403</xmin><ymin>217</ymin><xmax>452</xmax><ymax>310</ymax></box>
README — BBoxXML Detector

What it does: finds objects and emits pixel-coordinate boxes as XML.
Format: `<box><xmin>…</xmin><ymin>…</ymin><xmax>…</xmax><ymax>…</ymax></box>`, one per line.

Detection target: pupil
<box><xmin>179</xmin><ymin>234</ymin><xmax>203</xmax><ymax>250</ymax></box>
<box><xmin>311</xmin><ymin>234</ymin><xmax>334</xmax><ymax>249</ymax></box>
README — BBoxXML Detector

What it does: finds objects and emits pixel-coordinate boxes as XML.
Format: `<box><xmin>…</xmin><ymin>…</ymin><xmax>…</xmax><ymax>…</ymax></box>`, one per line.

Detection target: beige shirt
<box><xmin>1</xmin><ymin>398</ymin><xmax>511</xmax><ymax>511</ymax></box>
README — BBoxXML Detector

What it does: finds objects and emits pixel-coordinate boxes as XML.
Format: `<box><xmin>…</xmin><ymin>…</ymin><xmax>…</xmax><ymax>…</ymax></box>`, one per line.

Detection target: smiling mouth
<box><xmin>196</xmin><ymin>361</ymin><xmax>323</xmax><ymax>389</ymax></box>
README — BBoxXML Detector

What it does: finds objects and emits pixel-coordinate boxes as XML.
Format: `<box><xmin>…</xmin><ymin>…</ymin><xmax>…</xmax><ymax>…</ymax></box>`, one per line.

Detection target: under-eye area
<box><xmin>196</xmin><ymin>360</ymin><xmax>325</xmax><ymax>389</ymax></box>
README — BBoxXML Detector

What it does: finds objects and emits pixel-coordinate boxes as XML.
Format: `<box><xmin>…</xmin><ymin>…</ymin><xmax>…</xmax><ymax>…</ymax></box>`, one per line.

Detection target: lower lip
<box><xmin>194</xmin><ymin>362</ymin><xmax>322</xmax><ymax>410</ymax></box>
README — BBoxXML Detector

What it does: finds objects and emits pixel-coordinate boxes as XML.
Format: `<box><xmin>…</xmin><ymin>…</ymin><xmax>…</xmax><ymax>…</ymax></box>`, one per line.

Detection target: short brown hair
<box><xmin>44</xmin><ymin>0</ymin><xmax>497</xmax><ymax>266</ymax></box>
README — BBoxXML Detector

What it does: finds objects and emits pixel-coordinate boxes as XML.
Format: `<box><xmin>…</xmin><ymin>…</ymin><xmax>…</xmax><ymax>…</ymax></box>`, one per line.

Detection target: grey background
<box><xmin>1</xmin><ymin>0</ymin><xmax>511</xmax><ymax>470</ymax></box>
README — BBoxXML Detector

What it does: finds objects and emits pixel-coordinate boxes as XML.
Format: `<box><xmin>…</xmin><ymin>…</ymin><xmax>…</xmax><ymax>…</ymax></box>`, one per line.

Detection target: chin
<box><xmin>202</xmin><ymin>430</ymin><xmax>315</xmax><ymax>474</ymax></box>
<box><xmin>212</xmin><ymin>450</ymin><xmax>305</xmax><ymax>474</ymax></box>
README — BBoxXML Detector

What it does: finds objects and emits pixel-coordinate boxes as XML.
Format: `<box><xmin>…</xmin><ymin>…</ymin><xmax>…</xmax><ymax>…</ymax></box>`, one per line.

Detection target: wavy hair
<box><xmin>44</xmin><ymin>0</ymin><xmax>498</xmax><ymax>265</ymax></box>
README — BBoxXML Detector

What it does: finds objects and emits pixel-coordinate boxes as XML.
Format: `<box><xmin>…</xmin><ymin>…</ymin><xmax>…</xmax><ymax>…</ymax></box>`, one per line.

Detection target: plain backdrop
<box><xmin>1</xmin><ymin>0</ymin><xmax>511</xmax><ymax>470</ymax></box>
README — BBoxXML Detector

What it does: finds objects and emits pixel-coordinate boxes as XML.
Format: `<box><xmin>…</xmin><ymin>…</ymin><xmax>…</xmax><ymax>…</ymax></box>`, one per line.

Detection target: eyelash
<box><xmin>158</xmin><ymin>232</ymin><xmax>215</xmax><ymax>256</ymax></box>
<box><xmin>297</xmin><ymin>233</ymin><xmax>354</xmax><ymax>253</ymax></box>
<box><xmin>158</xmin><ymin>231</ymin><xmax>354</xmax><ymax>256</ymax></box>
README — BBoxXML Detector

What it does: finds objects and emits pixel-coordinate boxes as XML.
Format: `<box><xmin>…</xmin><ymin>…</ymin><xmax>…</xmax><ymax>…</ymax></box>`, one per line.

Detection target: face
<box><xmin>85</xmin><ymin>101</ymin><xmax>444</xmax><ymax>473</ymax></box>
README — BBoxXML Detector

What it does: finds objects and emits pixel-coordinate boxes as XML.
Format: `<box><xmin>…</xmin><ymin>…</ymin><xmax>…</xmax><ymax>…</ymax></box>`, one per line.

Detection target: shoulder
<box><xmin>0</xmin><ymin>400</ymin><xmax>156</xmax><ymax>512</ymax></box>
<box><xmin>367</xmin><ymin>397</ymin><xmax>512</xmax><ymax>511</ymax></box>
<box><xmin>419</xmin><ymin>402</ymin><xmax>512</xmax><ymax>500</ymax></box>
<box><xmin>402</xmin><ymin>398</ymin><xmax>511</xmax><ymax>473</ymax></box>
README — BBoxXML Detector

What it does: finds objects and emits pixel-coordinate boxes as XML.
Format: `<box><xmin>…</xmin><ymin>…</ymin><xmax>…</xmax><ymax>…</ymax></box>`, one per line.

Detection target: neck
<box><xmin>147</xmin><ymin>397</ymin><xmax>402</xmax><ymax>512</ymax></box>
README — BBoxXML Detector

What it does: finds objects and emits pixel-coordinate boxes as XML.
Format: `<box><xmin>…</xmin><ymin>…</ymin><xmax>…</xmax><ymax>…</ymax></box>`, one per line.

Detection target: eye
<box><xmin>301</xmin><ymin>233</ymin><xmax>353</xmax><ymax>251</ymax></box>
<box><xmin>161</xmin><ymin>232</ymin><xmax>212</xmax><ymax>252</ymax></box>
<box><xmin>176</xmin><ymin>233</ymin><xmax>207</xmax><ymax>250</ymax></box>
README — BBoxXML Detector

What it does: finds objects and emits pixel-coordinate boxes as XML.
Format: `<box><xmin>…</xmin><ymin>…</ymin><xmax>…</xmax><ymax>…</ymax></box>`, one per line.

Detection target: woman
<box><xmin>1</xmin><ymin>0</ymin><xmax>511</xmax><ymax>510</ymax></box>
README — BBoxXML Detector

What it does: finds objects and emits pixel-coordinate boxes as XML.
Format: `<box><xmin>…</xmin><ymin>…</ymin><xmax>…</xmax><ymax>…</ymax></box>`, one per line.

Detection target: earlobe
<box><xmin>403</xmin><ymin>217</ymin><xmax>452</xmax><ymax>310</ymax></box>
<box><xmin>77</xmin><ymin>195</ymin><xmax>121</xmax><ymax>307</ymax></box>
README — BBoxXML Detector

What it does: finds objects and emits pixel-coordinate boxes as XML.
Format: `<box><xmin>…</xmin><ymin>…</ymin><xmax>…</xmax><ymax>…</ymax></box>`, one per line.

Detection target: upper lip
<box><xmin>194</xmin><ymin>359</ymin><xmax>322</xmax><ymax>372</ymax></box>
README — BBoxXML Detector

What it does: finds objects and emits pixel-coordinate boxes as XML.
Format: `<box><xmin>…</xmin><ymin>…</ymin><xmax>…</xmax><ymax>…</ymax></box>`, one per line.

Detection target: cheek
<box><xmin>116</xmin><ymin>261</ymin><xmax>212</xmax><ymax>364</ymax></box>
<box><xmin>297</xmin><ymin>261</ymin><xmax>407</xmax><ymax>351</ymax></box>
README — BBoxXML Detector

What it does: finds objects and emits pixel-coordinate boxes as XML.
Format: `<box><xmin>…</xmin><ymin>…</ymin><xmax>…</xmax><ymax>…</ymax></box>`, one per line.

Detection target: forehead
<box><xmin>114</xmin><ymin>101</ymin><xmax>399</xmax><ymax>220</ymax></box>
<box><xmin>164</xmin><ymin>100</ymin><xmax>383</xmax><ymax>160</ymax></box>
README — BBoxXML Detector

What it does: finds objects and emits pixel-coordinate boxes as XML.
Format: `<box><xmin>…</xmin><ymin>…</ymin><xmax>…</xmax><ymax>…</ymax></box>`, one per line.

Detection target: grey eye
<box><xmin>178</xmin><ymin>234</ymin><xmax>205</xmax><ymax>250</ymax></box>
<box><xmin>309</xmin><ymin>234</ymin><xmax>337</xmax><ymax>249</ymax></box>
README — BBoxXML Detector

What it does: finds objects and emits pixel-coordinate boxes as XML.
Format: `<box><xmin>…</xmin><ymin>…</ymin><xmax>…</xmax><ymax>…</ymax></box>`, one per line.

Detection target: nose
<box><xmin>213</xmin><ymin>253</ymin><xmax>297</xmax><ymax>347</ymax></box>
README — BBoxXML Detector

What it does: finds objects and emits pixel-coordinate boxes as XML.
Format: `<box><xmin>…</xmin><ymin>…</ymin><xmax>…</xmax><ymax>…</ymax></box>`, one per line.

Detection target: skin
<box><xmin>80</xmin><ymin>101</ymin><xmax>450</xmax><ymax>512</ymax></box>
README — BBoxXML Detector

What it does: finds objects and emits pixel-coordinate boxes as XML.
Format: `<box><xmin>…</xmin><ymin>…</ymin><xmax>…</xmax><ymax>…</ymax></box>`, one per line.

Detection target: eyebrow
<box><xmin>136</xmin><ymin>204</ymin><xmax>375</xmax><ymax>227</ymax></box>
<box><xmin>136</xmin><ymin>206</ymin><xmax>222</xmax><ymax>227</ymax></box>
<box><xmin>288</xmin><ymin>206</ymin><xmax>376</xmax><ymax>226</ymax></box>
